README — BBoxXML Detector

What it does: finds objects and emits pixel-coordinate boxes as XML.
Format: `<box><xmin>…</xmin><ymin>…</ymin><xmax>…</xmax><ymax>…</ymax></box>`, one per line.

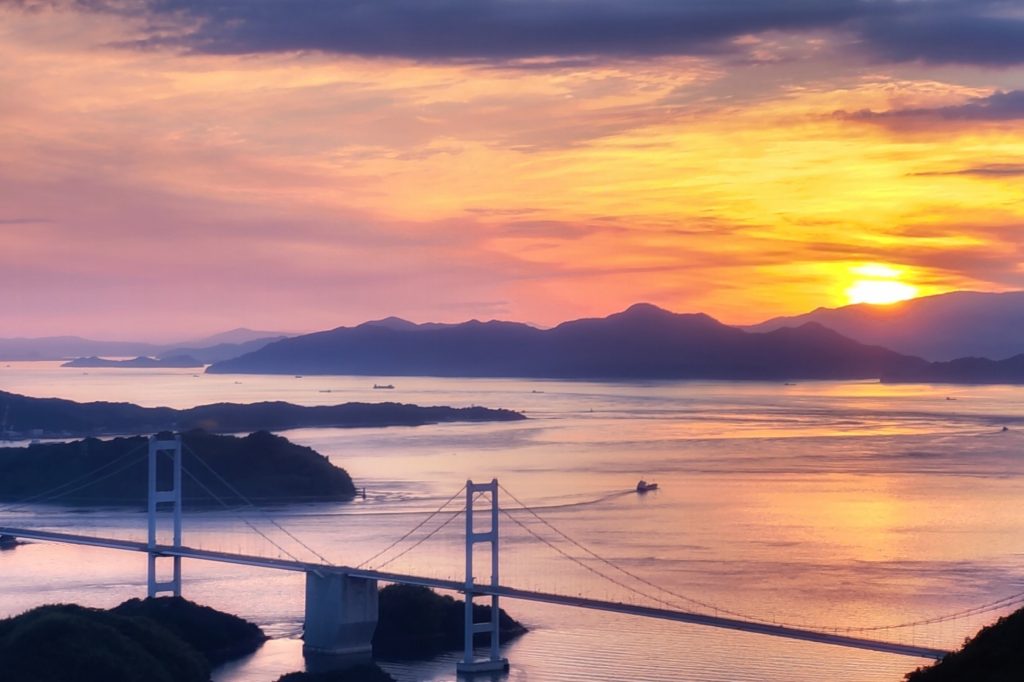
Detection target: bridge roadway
<box><xmin>0</xmin><ymin>526</ymin><xmax>947</xmax><ymax>660</ymax></box>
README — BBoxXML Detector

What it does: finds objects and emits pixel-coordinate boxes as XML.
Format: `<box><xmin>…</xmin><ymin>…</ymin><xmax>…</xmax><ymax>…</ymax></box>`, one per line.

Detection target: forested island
<box><xmin>374</xmin><ymin>584</ymin><xmax>526</xmax><ymax>659</ymax></box>
<box><xmin>0</xmin><ymin>588</ymin><xmax>527</xmax><ymax>682</ymax></box>
<box><xmin>0</xmin><ymin>430</ymin><xmax>356</xmax><ymax>505</ymax></box>
<box><xmin>0</xmin><ymin>389</ymin><xmax>525</xmax><ymax>439</ymax></box>
<box><xmin>0</xmin><ymin>598</ymin><xmax>265</xmax><ymax>682</ymax></box>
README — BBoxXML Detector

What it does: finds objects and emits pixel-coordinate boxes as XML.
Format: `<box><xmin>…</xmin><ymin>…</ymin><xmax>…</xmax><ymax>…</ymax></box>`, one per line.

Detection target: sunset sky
<box><xmin>3</xmin><ymin>0</ymin><xmax>1024</xmax><ymax>340</ymax></box>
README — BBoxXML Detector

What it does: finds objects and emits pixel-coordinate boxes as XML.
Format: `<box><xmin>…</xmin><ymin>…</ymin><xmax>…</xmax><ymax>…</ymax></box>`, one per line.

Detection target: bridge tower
<box><xmin>147</xmin><ymin>434</ymin><xmax>182</xmax><ymax>597</ymax></box>
<box><xmin>457</xmin><ymin>479</ymin><xmax>509</xmax><ymax>674</ymax></box>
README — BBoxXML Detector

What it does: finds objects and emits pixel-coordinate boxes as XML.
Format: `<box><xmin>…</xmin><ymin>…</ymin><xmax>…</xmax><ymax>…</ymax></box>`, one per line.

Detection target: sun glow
<box><xmin>845</xmin><ymin>264</ymin><xmax>918</xmax><ymax>305</ymax></box>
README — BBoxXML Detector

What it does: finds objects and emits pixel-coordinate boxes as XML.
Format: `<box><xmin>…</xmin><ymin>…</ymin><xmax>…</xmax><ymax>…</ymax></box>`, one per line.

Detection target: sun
<box><xmin>846</xmin><ymin>279</ymin><xmax>918</xmax><ymax>305</ymax></box>
<box><xmin>844</xmin><ymin>264</ymin><xmax>918</xmax><ymax>305</ymax></box>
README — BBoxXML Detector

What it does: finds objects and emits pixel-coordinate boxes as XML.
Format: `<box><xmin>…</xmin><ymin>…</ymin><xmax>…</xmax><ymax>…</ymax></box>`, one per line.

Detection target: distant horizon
<box><xmin>6</xmin><ymin>288</ymin><xmax>1022</xmax><ymax>344</ymax></box>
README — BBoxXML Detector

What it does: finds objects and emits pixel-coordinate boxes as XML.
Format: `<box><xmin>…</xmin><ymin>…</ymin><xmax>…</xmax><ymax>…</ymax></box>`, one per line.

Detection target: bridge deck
<box><xmin>0</xmin><ymin>526</ymin><xmax>948</xmax><ymax>660</ymax></box>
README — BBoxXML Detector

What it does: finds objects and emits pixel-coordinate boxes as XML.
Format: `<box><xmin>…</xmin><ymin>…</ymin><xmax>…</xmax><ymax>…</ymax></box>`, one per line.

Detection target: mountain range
<box><xmin>10</xmin><ymin>292</ymin><xmax>1024</xmax><ymax>383</ymax></box>
<box><xmin>747</xmin><ymin>291</ymin><xmax>1024</xmax><ymax>361</ymax></box>
<box><xmin>207</xmin><ymin>303</ymin><xmax>926</xmax><ymax>380</ymax></box>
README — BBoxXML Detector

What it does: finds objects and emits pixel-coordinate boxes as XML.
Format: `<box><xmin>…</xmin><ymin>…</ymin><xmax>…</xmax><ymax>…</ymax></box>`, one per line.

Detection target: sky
<box><xmin>2</xmin><ymin>0</ymin><xmax>1024</xmax><ymax>341</ymax></box>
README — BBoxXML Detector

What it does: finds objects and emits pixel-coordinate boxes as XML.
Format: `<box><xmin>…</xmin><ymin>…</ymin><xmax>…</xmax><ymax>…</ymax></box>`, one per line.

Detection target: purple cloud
<box><xmin>23</xmin><ymin>0</ymin><xmax>1022</xmax><ymax>67</ymax></box>
<box><xmin>839</xmin><ymin>90</ymin><xmax>1024</xmax><ymax>125</ymax></box>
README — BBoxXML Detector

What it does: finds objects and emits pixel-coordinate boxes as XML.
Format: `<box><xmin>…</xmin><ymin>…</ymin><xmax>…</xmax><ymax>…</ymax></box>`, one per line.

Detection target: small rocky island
<box><xmin>0</xmin><ymin>430</ymin><xmax>356</xmax><ymax>505</ymax></box>
<box><xmin>373</xmin><ymin>584</ymin><xmax>527</xmax><ymax>659</ymax></box>
<box><xmin>62</xmin><ymin>355</ymin><xmax>204</xmax><ymax>368</ymax></box>
<box><xmin>0</xmin><ymin>389</ymin><xmax>525</xmax><ymax>439</ymax></box>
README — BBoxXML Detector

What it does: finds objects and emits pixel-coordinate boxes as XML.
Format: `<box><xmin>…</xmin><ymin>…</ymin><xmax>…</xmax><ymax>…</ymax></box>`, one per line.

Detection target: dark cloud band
<box><xmin>120</xmin><ymin>0</ymin><xmax>870</xmax><ymax>59</ymax></box>
<box><xmin>14</xmin><ymin>0</ymin><xmax>1024</xmax><ymax>67</ymax></box>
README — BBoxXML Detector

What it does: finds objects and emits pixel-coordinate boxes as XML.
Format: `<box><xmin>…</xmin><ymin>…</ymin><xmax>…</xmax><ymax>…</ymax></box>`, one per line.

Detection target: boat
<box><xmin>373</xmin><ymin>384</ymin><xmax>395</xmax><ymax>389</ymax></box>
<box><xmin>636</xmin><ymin>480</ymin><xmax>658</xmax><ymax>493</ymax></box>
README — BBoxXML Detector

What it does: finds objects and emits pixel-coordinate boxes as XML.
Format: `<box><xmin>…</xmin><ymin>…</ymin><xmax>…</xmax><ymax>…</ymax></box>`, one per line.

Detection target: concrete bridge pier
<box><xmin>303</xmin><ymin>571</ymin><xmax>379</xmax><ymax>665</ymax></box>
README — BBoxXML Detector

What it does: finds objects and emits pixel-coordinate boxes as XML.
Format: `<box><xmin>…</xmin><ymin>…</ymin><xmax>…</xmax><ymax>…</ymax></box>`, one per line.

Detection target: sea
<box><xmin>3</xmin><ymin>361</ymin><xmax>1024</xmax><ymax>682</ymax></box>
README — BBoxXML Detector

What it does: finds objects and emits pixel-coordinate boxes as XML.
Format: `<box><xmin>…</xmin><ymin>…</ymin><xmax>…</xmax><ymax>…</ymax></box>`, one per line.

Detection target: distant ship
<box><xmin>373</xmin><ymin>384</ymin><xmax>395</xmax><ymax>390</ymax></box>
<box><xmin>636</xmin><ymin>480</ymin><xmax>658</xmax><ymax>493</ymax></box>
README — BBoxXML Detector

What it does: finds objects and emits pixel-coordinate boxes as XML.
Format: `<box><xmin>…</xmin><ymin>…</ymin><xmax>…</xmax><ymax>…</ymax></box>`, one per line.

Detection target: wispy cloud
<box><xmin>910</xmin><ymin>163</ymin><xmax>1024</xmax><ymax>178</ymax></box>
<box><xmin>0</xmin><ymin>217</ymin><xmax>51</xmax><ymax>225</ymax></box>
<box><xmin>840</xmin><ymin>90</ymin><xmax>1024</xmax><ymax>124</ymax></box>
<box><xmin>3</xmin><ymin>1</ymin><xmax>1024</xmax><ymax>336</ymax></box>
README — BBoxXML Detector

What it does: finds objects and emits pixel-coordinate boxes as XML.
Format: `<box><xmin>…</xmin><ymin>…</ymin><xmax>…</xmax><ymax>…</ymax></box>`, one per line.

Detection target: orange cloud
<box><xmin>2</xmin><ymin>5</ymin><xmax>1024</xmax><ymax>337</ymax></box>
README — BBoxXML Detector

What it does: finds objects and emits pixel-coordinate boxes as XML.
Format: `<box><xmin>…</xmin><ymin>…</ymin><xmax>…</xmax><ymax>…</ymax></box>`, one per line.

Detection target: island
<box><xmin>0</xmin><ymin>389</ymin><xmax>525</xmax><ymax>440</ymax></box>
<box><xmin>207</xmin><ymin>303</ymin><xmax>927</xmax><ymax>380</ymax></box>
<box><xmin>884</xmin><ymin>354</ymin><xmax>1024</xmax><ymax>385</ymax></box>
<box><xmin>0</xmin><ymin>587</ymin><xmax>528</xmax><ymax>682</ymax></box>
<box><xmin>61</xmin><ymin>355</ymin><xmax>204</xmax><ymax>369</ymax></box>
<box><xmin>373</xmin><ymin>584</ymin><xmax>526</xmax><ymax>659</ymax></box>
<box><xmin>0</xmin><ymin>430</ymin><xmax>357</xmax><ymax>505</ymax></box>
<box><xmin>0</xmin><ymin>597</ymin><xmax>265</xmax><ymax>682</ymax></box>
<box><xmin>282</xmin><ymin>585</ymin><xmax>527</xmax><ymax>678</ymax></box>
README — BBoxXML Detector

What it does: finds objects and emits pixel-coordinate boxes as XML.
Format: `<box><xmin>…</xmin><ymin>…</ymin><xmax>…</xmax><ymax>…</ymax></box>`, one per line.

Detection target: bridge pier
<box><xmin>303</xmin><ymin>571</ymin><xmax>379</xmax><ymax>664</ymax></box>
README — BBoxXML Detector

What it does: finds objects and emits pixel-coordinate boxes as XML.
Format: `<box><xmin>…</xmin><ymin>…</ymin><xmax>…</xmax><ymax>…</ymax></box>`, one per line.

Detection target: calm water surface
<box><xmin>3</xmin><ymin>362</ymin><xmax>1024</xmax><ymax>681</ymax></box>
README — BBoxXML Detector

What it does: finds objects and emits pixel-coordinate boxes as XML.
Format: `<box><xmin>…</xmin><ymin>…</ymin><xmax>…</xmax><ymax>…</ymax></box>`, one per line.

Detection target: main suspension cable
<box><xmin>356</xmin><ymin>483</ymin><xmax>467</xmax><ymax>569</ymax></box>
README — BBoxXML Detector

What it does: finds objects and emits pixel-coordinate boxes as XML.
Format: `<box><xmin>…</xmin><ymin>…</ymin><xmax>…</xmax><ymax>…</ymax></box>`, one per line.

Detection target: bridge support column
<box><xmin>303</xmin><ymin>571</ymin><xmax>379</xmax><ymax>664</ymax></box>
<box><xmin>457</xmin><ymin>478</ymin><xmax>509</xmax><ymax>675</ymax></box>
<box><xmin>147</xmin><ymin>435</ymin><xmax>182</xmax><ymax>598</ymax></box>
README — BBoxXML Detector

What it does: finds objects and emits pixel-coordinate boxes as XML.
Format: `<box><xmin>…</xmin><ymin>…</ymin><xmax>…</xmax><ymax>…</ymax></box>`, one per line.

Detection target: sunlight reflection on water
<box><xmin>3</xmin><ymin>364</ymin><xmax>1024</xmax><ymax>681</ymax></box>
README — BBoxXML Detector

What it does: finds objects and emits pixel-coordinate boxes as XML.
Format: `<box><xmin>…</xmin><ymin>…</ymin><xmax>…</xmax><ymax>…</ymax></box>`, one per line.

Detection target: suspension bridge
<box><xmin>4</xmin><ymin>435</ymin><xmax>1021</xmax><ymax>675</ymax></box>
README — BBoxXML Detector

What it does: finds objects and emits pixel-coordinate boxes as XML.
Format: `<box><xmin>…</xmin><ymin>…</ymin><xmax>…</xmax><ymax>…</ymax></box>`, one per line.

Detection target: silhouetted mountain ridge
<box><xmin>209</xmin><ymin>304</ymin><xmax>926</xmax><ymax>380</ymax></box>
<box><xmin>747</xmin><ymin>291</ymin><xmax>1024</xmax><ymax>361</ymax></box>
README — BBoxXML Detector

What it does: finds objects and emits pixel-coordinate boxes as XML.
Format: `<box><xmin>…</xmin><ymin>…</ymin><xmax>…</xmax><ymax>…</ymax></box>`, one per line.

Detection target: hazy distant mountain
<box><xmin>207</xmin><ymin>303</ymin><xmax>926</xmax><ymax>380</ymax></box>
<box><xmin>157</xmin><ymin>337</ymin><xmax>286</xmax><ymax>364</ymax></box>
<box><xmin>61</xmin><ymin>355</ymin><xmax>203</xmax><ymax>369</ymax></box>
<box><xmin>747</xmin><ymin>291</ymin><xmax>1024</xmax><ymax>361</ymax></box>
<box><xmin>180</xmin><ymin>328</ymin><xmax>290</xmax><ymax>347</ymax></box>
<box><xmin>0</xmin><ymin>330</ymin><xmax>289</xmax><ymax>362</ymax></box>
<box><xmin>0</xmin><ymin>336</ymin><xmax>161</xmax><ymax>361</ymax></box>
<box><xmin>361</xmin><ymin>316</ymin><xmax>456</xmax><ymax>332</ymax></box>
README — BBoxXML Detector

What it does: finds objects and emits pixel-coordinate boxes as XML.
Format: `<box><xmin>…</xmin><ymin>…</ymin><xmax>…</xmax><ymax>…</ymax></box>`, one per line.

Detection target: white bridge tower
<box><xmin>147</xmin><ymin>434</ymin><xmax>182</xmax><ymax>597</ymax></box>
<box><xmin>457</xmin><ymin>478</ymin><xmax>509</xmax><ymax>674</ymax></box>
